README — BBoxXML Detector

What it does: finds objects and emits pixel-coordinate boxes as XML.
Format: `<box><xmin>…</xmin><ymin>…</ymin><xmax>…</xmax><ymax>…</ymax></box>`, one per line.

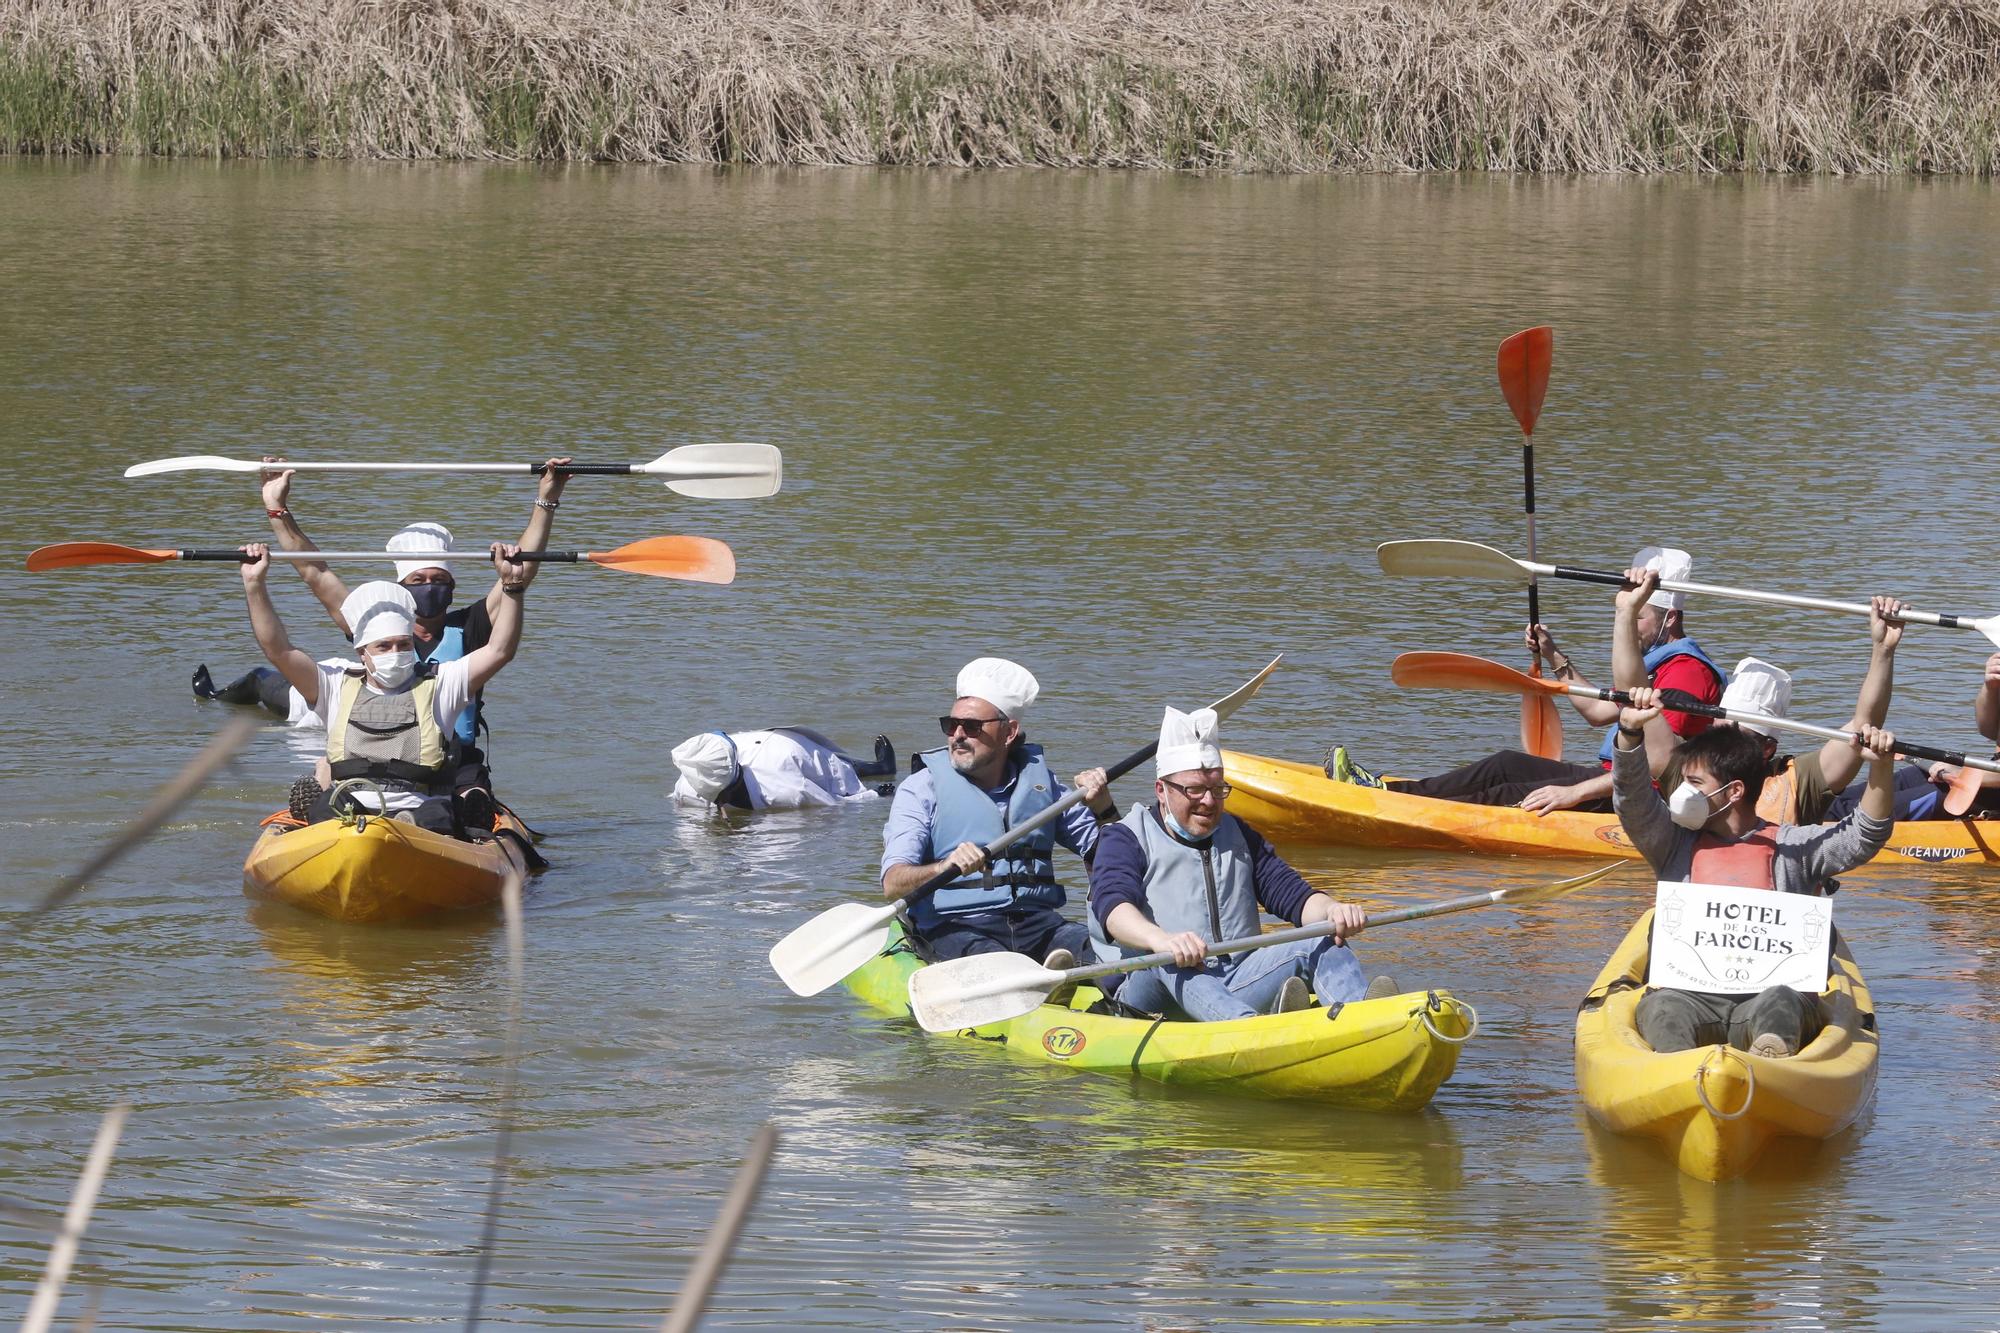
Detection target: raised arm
<box><xmin>260</xmin><ymin>462</ymin><xmax>350</xmax><ymax>632</ymax></box>
<box><xmin>1611</xmin><ymin>567</ymin><xmax>1680</xmax><ymax>770</ymax></box>
<box><xmin>240</xmin><ymin>543</ymin><xmax>323</xmax><ymax>705</ymax></box>
<box><xmin>1529</xmin><ymin>622</ymin><xmax>1618</xmax><ymax>726</ymax></box>
<box><xmin>485</xmin><ymin>457</ymin><xmax>570</xmax><ymax>619</ymax></box>
<box><xmin>460</xmin><ymin>543</ymin><xmax>528</xmax><ymax>694</ymax></box>
<box><xmin>1818</xmin><ymin>597</ymin><xmax>1905</xmax><ymax>793</ymax></box>
<box><xmin>1978</xmin><ymin>653</ymin><xmax>2000</xmax><ymax>743</ymax></box>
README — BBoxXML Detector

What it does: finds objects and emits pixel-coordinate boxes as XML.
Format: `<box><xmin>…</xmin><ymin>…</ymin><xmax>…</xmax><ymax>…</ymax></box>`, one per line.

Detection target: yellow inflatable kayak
<box><xmin>1223</xmin><ymin>748</ymin><xmax>2000</xmax><ymax>867</ymax></box>
<box><xmin>242</xmin><ymin>810</ymin><xmax>535</xmax><ymax>924</ymax></box>
<box><xmin>844</xmin><ymin>924</ymin><xmax>1476</xmax><ymax>1110</ymax></box>
<box><xmin>1573</xmin><ymin>911</ymin><xmax>1878</xmax><ymax>1182</ymax></box>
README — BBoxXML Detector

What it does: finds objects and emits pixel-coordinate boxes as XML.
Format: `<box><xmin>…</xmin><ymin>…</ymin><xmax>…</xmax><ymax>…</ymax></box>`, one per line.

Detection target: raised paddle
<box><xmin>1390</xmin><ymin>651</ymin><xmax>2000</xmax><ymax>779</ymax></box>
<box><xmin>25</xmin><ymin>536</ymin><xmax>736</xmax><ymax>584</ymax></box>
<box><xmin>906</xmin><ymin>861</ymin><xmax>1622</xmax><ymax>1032</ymax></box>
<box><xmin>123</xmin><ymin>442</ymin><xmax>783</xmax><ymax>498</ymax></box>
<box><xmin>1377</xmin><ymin>538</ymin><xmax>2000</xmax><ymax>649</ymax></box>
<box><xmin>1497</xmin><ymin>326</ymin><xmax>1563</xmax><ymax>759</ymax></box>
<box><xmin>766</xmin><ymin>656</ymin><xmax>1286</xmax><ymax>998</ymax></box>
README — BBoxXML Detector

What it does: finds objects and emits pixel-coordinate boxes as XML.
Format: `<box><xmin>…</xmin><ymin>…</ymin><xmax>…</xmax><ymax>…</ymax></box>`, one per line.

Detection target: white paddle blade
<box><xmin>1376</xmin><ymin>539</ymin><xmax>1532</xmax><ymax>584</ymax></box>
<box><xmin>908</xmin><ymin>952</ymin><xmax>1063</xmax><ymax>1032</ymax></box>
<box><xmin>648</xmin><ymin>443</ymin><xmax>784</xmax><ymax>498</ymax></box>
<box><xmin>124</xmin><ymin>454</ymin><xmax>261</xmax><ymax>478</ymax></box>
<box><xmin>1210</xmin><ymin>654</ymin><xmax>1284</xmax><ymax>721</ymax></box>
<box><xmin>767</xmin><ymin>899</ymin><xmax>900</xmax><ymax>996</ymax></box>
<box><xmin>1972</xmin><ymin>616</ymin><xmax>2000</xmax><ymax>649</ymax></box>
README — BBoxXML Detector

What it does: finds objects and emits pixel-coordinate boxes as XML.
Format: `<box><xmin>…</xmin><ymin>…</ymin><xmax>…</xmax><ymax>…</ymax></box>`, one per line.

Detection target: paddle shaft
<box><xmin>1527</xmin><ymin>560</ymin><xmax>1981</xmax><ymax>634</ymax></box>
<box><xmin>174</xmin><ymin>548</ymin><xmax>583</xmax><ymax>563</ymax></box>
<box><xmin>171</xmin><ymin>460</ymin><xmax>770</xmax><ymax>477</ymax></box>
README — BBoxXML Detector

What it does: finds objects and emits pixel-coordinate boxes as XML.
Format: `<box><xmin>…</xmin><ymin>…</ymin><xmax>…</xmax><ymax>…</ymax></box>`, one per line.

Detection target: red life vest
<box><xmin>1688</xmin><ymin>824</ymin><xmax>1780</xmax><ymax>889</ymax></box>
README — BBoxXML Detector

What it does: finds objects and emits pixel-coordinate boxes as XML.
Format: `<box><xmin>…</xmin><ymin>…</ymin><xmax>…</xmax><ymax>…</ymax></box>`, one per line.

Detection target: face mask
<box><xmin>370</xmin><ymin>649</ymin><xmax>418</xmax><ymax>689</ymax></box>
<box><xmin>1161</xmin><ymin>801</ymin><xmax>1202</xmax><ymax>842</ymax></box>
<box><xmin>1667</xmin><ymin>781</ymin><xmax>1737</xmax><ymax>830</ymax></box>
<box><xmin>407</xmin><ymin>582</ymin><xmax>453</xmax><ymax>618</ymax></box>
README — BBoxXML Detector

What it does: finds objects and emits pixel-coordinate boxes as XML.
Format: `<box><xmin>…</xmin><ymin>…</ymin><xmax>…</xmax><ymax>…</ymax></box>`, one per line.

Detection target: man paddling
<box><xmin>879</xmin><ymin>658</ymin><xmax>1112</xmax><ymax>967</ymax></box>
<box><xmin>239</xmin><ymin>542</ymin><xmax>527</xmax><ymax>835</ymax></box>
<box><xmin>1330</xmin><ymin>546</ymin><xmax>1725</xmax><ymax>812</ymax></box>
<box><xmin>1611</xmin><ymin>684</ymin><xmax>1895</xmax><ymax>1057</ymax></box>
<box><xmin>672</xmin><ymin>728</ymin><xmax>896</xmax><ymax>810</ymax></box>
<box><xmin>1088</xmin><ymin>706</ymin><xmax>1388</xmax><ymax>1019</ymax></box>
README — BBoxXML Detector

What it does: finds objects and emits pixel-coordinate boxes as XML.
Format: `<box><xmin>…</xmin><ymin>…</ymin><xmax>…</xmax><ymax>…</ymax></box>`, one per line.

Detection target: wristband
<box><xmin>1616</xmin><ymin>723</ymin><xmax>1645</xmax><ymax>741</ymax></box>
<box><xmin>267</xmin><ymin>508</ymin><xmax>291</xmax><ymax>518</ymax></box>
<box><xmin>502</xmin><ymin>583</ymin><xmax>527</xmax><ymax>596</ymax></box>
<box><xmin>534</xmin><ymin>498</ymin><xmax>560</xmax><ymax>510</ymax></box>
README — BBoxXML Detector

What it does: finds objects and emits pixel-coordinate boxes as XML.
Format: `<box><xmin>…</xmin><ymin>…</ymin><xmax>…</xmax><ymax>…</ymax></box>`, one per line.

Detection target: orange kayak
<box><xmin>243</xmin><ymin>810</ymin><xmax>536</xmax><ymax>923</ymax></box>
<box><xmin>1222</xmin><ymin>749</ymin><xmax>2000</xmax><ymax>867</ymax></box>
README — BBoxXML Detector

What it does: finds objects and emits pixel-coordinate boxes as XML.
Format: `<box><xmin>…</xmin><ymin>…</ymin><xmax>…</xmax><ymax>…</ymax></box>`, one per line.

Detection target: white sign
<box><xmin>1650</xmin><ymin>881</ymin><xmax>1833</xmax><ymax>996</ymax></box>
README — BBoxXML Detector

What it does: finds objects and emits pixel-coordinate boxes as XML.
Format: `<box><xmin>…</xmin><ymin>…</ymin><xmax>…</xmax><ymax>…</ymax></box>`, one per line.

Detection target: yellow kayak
<box><xmin>242</xmin><ymin>810</ymin><xmax>534</xmax><ymax>924</ymax></box>
<box><xmin>1224</xmin><ymin>748</ymin><xmax>2000</xmax><ymax>867</ymax></box>
<box><xmin>1573</xmin><ymin>911</ymin><xmax>1878</xmax><ymax>1182</ymax></box>
<box><xmin>845</xmin><ymin>925</ymin><xmax>1476</xmax><ymax>1111</ymax></box>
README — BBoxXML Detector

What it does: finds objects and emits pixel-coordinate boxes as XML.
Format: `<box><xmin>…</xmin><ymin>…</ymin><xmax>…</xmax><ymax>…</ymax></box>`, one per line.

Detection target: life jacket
<box><xmin>1596</xmin><ymin>636</ymin><xmax>1728</xmax><ymax>763</ymax></box>
<box><xmin>415</xmin><ymin>615</ymin><xmax>479</xmax><ymax>747</ymax></box>
<box><xmin>908</xmin><ymin>745</ymin><xmax>1065</xmax><ymax>931</ymax></box>
<box><xmin>325</xmin><ymin>666</ymin><xmax>453</xmax><ymax>794</ymax></box>
<box><xmin>1688</xmin><ymin>824</ymin><xmax>1781</xmax><ymax>890</ymax></box>
<box><xmin>1088</xmin><ymin>805</ymin><xmax>1264</xmax><ymax>965</ymax></box>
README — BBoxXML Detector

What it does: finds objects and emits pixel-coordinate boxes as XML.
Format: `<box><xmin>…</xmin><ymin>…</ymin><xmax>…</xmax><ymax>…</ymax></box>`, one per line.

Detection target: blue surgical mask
<box><xmin>1161</xmin><ymin>803</ymin><xmax>1201</xmax><ymax>841</ymax></box>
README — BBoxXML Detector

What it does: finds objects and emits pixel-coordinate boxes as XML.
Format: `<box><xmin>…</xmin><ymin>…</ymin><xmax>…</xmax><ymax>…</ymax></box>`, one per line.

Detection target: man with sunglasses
<box><xmin>879</xmin><ymin>657</ymin><xmax>1113</xmax><ymax>967</ymax></box>
<box><xmin>1087</xmin><ymin>706</ymin><xmax>1388</xmax><ymax>1020</ymax></box>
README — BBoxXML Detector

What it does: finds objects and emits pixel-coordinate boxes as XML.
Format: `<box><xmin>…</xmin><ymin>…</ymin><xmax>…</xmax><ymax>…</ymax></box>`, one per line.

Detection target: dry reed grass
<box><xmin>1</xmin><ymin>0</ymin><xmax>1996</xmax><ymax>170</ymax></box>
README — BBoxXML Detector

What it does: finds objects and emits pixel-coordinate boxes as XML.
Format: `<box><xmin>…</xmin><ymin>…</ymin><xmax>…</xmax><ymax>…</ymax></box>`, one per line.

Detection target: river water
<box><xmin>3</xmin><ymin>161</ymin><xmax>1999</xmax><ymax>1329</ymax></box>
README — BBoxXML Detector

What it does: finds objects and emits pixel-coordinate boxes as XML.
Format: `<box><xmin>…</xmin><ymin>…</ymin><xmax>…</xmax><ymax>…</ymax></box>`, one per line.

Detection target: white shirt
<box><xmin>311</xmin><ymin>660</ymin><xmax>472</xmax><ymax>811</ymax></box>
<box><xmin>671</xmin><ymin>729</ymin><xmax>878</xmax><ymax>810</ymax></box>
<box><xmin>287</xmin><ymin>657</ymin><xmax>362</xmax><ymax>729</ymax></box>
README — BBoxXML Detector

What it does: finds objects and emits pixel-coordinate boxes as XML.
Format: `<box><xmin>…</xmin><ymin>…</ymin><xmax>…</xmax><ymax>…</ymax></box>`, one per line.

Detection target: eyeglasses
<box><xmin>1161</xmin><ymin>778</ymin><xmax>1231</xmax><ymax>802</ymax></box>
<box><xmin>939</xmin><ymin>715</ymin><xmax>1005</xmax><ymax>737</ymax></box>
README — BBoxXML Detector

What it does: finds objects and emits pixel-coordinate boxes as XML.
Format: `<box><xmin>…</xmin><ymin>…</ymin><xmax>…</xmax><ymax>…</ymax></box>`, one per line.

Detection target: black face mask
<box><xmin>407</xmin><ymin>582</ymin><xmax>454</xmax><ymax>618</ymax></box>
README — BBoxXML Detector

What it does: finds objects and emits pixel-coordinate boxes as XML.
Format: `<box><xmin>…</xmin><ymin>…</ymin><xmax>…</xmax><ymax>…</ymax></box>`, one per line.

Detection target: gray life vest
<box><xmin>325</xmin><ymin>668</ymin><xmax>452</xmax><ymax>795</ymax></box>
<box><xmin>1088</xmin><ymin>804</ymin><xmax>1264</xmax><ymax>965</ymax></box>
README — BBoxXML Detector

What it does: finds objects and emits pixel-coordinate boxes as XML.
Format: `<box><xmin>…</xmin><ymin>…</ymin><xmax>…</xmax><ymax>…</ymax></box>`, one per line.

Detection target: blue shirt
<box><xmin>879</xmin><ymin>762</ymin><xmax>1101</xmax><ymax>880</ymax></box>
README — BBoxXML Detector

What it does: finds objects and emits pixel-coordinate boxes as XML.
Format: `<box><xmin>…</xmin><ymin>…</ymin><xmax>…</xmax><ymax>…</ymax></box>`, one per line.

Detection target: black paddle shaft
<box><xmin>528</xmin><ymin>463</ymin><xmax>638</xmax><ymax>475</ymax></box>
<box><xmin>193</xmin><ymin>548</ymin><xmax>579</xmax><ymax>563</ymax></box>
<box><xmin>1628</xmin><ymin>687</ymin><xmax>1972</xmax><ymax>768</ymax></box>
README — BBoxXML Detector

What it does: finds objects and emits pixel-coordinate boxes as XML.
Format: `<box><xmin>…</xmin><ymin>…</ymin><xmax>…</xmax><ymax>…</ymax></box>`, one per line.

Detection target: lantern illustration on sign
<box><xmin>1803</xmin><ymin>903</ymin><xmax>1828</xmax><ymax>947</ymax></box>
<box><xmin>1660</xmin><ymin>886</ymin><xmax>1686</xmax><ymax>935</ymax></box>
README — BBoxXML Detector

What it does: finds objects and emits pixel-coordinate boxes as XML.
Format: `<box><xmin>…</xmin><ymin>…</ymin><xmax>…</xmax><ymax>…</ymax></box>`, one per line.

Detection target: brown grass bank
<box><xmin>3</xmin><ymin>0</ymin><xmax>1997</xmax><ymax>171</ymax></box>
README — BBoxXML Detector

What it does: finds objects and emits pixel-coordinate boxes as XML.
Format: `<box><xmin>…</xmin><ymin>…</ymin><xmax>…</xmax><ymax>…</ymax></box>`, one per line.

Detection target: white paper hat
<box><xmin>1156</xmin><ymin>706</ymin><xmax>1223</xmax><ymax>777</ymax></box>
<box><xmin>1634</xmin><ymin>545</ymin><xmax>1693</xmax><ymax>611</ymax></box>
<box><xmin>388</xmin><ymin>522</ymin><xmax>454</xmax><ymax>582</ymax></box>
<box><xmin>671</xmin><ymin>732</ymin><xmax>739</xmax><ymax>801</ymax></box>
<box><xmin>340</xmin><ymin>580</ymin><xmax>417</xmax><ymax>650</ymax></box>
<box><xmin>956</xmin><ymin>657</ymin><xmax>1039</xmax><ymax>719</ymax></box>
<box><xmin>1721</xmin><ymin>657</ymin><xmax>1792</xmax><ymax>737</ymax></box>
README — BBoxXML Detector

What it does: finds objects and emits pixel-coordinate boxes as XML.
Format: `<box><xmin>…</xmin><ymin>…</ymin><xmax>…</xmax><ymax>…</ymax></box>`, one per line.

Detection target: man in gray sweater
<box><xmin>1611</xmin><ymin>685</ymin><xmax>1896</xmax><ymax>1057</ymax></box>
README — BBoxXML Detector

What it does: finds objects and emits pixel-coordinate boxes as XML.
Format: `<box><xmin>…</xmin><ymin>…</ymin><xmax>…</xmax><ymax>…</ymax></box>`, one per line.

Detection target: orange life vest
<box><xmin>1688</xmin><ymin>824</ymin><xmax>1780</xmax><ymax>889</ymax></box>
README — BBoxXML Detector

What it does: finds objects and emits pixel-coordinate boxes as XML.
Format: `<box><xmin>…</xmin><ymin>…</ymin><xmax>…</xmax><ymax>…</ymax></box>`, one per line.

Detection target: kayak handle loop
<box><xmin>327</xmin><ymin>778</ymin><xmax>387</xmax><ymax>833</ymax></box>
<box><xmin>1421</xmin><ymin>995</ymin><xmax>1479</xmax><ymax>1045</ymax></box>
<box><xmin>1693</xmin><ymin>1046</ymin><xmax>1756</xmax><ymax>1121</ymax></box>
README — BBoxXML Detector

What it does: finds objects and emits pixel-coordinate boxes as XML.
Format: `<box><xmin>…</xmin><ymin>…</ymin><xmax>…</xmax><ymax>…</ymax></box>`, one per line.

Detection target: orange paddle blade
<box><xmin>1944</xmin><ymin>763</ymin><xmax>1985</xmax><ymax>817</ymax></box>
<box><xmin>1521</xmin><ymin>666</ymin><xmax>1565</xmax><ymax>758</ymax></box>
<box><xmin>586</xmin><ymin>535</ymin><xmax>735</xmax><ymax>585</ymax></box>
<box><xmin>1498</xmin><ymin>326</ymin><xmax>1553</xmax><ymax>436</ymax></box>
<box><xmin>1392</xmin><ymin>651</ymin><xmax>1564</xmax><ymax>697</ymax></box>
<box><xmin>25</xmin><ymin>543</ymin><xmax>179</xmax><ymax>572</ymax></box>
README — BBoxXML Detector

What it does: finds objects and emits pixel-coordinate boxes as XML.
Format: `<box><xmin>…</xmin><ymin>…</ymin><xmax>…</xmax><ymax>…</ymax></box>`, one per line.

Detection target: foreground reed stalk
<box><xmin>2</xmin><ymin>0</ymin><xmax>1997</xmax><ymax>171</ymax></box>
<box><xmin>20</xmin><ymin>1104</ymin><xmax>129</xmax><ymax>1333</ymax></box>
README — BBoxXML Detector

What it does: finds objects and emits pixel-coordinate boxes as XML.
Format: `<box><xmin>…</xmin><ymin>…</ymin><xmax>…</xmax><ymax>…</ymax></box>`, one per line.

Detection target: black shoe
<box><xmin>288</xmin><ymin>775</ymin><xmax>324</xmax><ymax>822</ymax></box>
<box><xmin>192</xmin><ymin>664</ymin><xmax>220</xmax><ymax>700</ymax></box>
<box><xmin>457</xmin><ymin>787</ymin><xmax>498</xmax><ymax>832</ymax></box>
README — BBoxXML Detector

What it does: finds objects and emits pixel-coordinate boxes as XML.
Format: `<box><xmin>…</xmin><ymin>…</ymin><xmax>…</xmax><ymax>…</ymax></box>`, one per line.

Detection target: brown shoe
<box><xmin>1748</xmin><ymin>1032</ymin><xmax>1794</xmax><ymax>1059</ymax></box>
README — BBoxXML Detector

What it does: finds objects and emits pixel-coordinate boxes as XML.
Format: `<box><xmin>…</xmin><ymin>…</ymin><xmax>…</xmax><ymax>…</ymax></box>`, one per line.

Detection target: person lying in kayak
<box><xmin>879</xmin><ymin>657</ymin><xmax>1112</xmax><ymax>968</ymax></box>
<box><xmin>1087</xmin><ymin>705</ymin><xmax>1391</xmax><ymax>1020</ymax></box>
<box><xmin>191</xmin><ymin>657</ymin><xmax>355</xmax><ymax>724</ymax></box>
<box><xmin>671</xmin><ymin>728</ymin><xmax>898</xmax><ymax>810</ymax></box>
<box><xmin>239</xmin><ymin>542</ymin><xmax>527</xmax><ymax>837</ymax></box>
<box><xmin>1329</xmin><ymin>546</ymin><xmax>1726</xmax><ymax>814</ymax></box>
<box><xmin>1612</xmin><ymin>684</ymin><xmax>1895</xmax><ymax>1057</ymax></box>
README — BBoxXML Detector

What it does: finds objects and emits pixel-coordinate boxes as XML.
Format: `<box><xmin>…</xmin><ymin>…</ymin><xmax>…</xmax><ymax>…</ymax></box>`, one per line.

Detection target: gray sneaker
<box><xmin>1364</xmin><ymin>974</ymin><xmax>1400</xmax><ymax>1001</ymax></box>
<box><xmin>1044</xmin><ymin>948</ymin><xmax>1079</xmax><ymax>1006</ymax></box>
<box><xmin>1269</xmin><ymin>976</ymin><xmax>1312</xmax><ymax>1015</ymax></box>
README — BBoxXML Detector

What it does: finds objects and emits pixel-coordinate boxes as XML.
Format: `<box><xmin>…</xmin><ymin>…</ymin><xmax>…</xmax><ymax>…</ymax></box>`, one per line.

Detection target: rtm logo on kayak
<box><xmin>1041</xmin><ymin>1027</ymin><xmax>1087</xmax><ymax>1058</ymax></box>
<box><xmin>1594</xmin><ymin>826</ymin><xmax>1633</xmax><ymax>849</ymax></box>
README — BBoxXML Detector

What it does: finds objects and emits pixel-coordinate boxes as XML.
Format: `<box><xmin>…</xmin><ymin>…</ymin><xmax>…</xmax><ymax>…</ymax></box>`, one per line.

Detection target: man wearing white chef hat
<box><xmin>880</xmin><ymin>657</ymin><xmax>1113</xmax><ymax>967</ymax></box>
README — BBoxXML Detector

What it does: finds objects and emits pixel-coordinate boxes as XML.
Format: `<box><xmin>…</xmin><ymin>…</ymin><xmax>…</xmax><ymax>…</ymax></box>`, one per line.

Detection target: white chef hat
<box><xmin>1156</xmin><ymin>706</ymin><xmax>1223</xmax><ymax>778</ymax></box>
<box><xmin>388</xmin><ymin>522</ymin><xmax>454</xmax><ymax>582</ymax></box>
<box><xmin>1633</xmin><ymin>545</ymin><xmax>1693</xmax><ymax>611</ymax></box>
<box><xmin>340</xmin><ymin>580</ymin><xmax>417</xmax><ymax>650</ymax></box>
<box><xmin>671</xmin><ymin>732</ymin><xmax>740</xmax><ymax>801</ymax></box>
<box><xmin>1720</xmin><ymin>657</ymin><xmax>1792</xmax><ymax>737</ymax></box>
<box><xmin>955</xmin><ymin>657</ymin><xmax>1039</xmax><ymax>719</ymax></box>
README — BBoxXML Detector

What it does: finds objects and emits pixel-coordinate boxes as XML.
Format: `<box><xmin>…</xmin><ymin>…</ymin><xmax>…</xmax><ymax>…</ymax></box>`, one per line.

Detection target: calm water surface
<box><xmin>2</xmin><ymin>161</ymin><xmax>1999</xmax><ymax>1329</ymax></box>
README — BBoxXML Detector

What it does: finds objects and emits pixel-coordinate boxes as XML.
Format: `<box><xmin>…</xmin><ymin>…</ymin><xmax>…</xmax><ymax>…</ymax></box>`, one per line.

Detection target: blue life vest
<box><xmin>416</xmin><ymin>618</ymin><xmax>479</xmax><ymax>747</ymax></box>
<box><xmin>1595</xmin><ymin>636</ymin><xmax>1727</xmax><ymax>764</ymax></box>
<box><xmin>909</xmin><ymin>745</ymin><xmax>1065</xmax><ymax>932</ymax></box>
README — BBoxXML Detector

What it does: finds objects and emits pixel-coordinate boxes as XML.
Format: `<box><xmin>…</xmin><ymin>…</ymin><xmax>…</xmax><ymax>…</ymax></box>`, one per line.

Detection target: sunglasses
<box><xmin>1161</xmin><ymin>777</ymin><xmax>1232</xmax><ymax>803</ymax></box>
<box><xmin>939</xmin><ymin>715</ymin><xmax>1006</xmax><ymax>737</ymax></box>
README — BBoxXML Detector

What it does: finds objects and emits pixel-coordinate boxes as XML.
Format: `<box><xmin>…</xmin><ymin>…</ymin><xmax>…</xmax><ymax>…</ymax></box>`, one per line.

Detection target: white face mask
<box><xmin>369</xmin><ymin>649</ymin><xmax>418</xmax><ymax>689</ymax></box>
<box><xmin>1667</xmin><ymin>780</ymin><xmax>1737</xmax><ymax>830</ymax></box>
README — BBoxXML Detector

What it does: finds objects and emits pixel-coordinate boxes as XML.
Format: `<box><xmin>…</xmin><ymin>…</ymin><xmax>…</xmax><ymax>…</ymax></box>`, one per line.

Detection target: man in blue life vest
<box><xmin>879</xmin><ymin>657</ymin><xmax>1112</xmax><ymax>968</ymax></box>
<box><xmin>1611</xmin><ymin>684</ymin><xmax>1895</xmax><ymax>1057</ymax></box>
<box><xmin>238</xmin><ymin>542</ymin><xmax>528</xmax><ymax>837</ymax></box>
<box><xmin>1088</xmin><ymin>706</ymin><xmax>1390</xmax><ymax>1020</ymax></box>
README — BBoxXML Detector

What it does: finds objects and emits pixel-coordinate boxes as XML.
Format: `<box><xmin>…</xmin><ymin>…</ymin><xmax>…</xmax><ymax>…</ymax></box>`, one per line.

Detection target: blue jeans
<box><xmin>1111</xmin><ymin>936</ymin><xmax>1366</xmax><ymax>1021</ymax></box>
<box><xmin>917</xmin><ymin>905</ymin><xmax>1090</xmax><ymax>963</ymax></box>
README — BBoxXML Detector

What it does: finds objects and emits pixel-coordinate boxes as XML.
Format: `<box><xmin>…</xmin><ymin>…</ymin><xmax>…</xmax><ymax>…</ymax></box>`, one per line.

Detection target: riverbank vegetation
<box><xmin>3</xmin><ymin>0</ymin><xmax>1997</xmax><ymax>171</ymax></box>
